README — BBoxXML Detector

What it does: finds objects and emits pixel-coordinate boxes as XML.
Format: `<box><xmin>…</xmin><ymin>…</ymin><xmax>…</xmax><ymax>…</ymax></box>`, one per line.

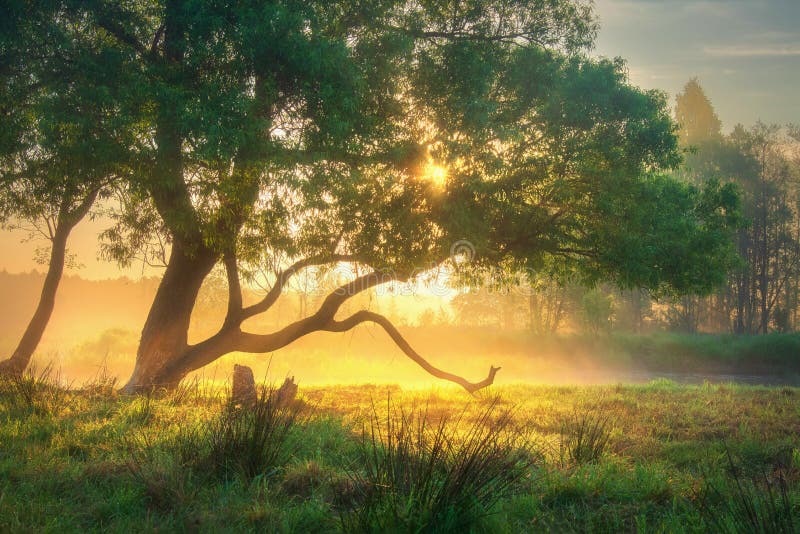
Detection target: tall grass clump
<box><xmin>125</xmin><ymin>382</ymin><xmax>304</xmax><ymax>510</ymax></box>
<box><xmin>125</xmin><ymin>431</ymin><xmax>199</xmax><ymax>512</ymax></box>
<box><xmin>697</xmin><ymin>450</ymin><xmax>798</xmax><ymax>533</ymax></box>
<box><xmin>201</xmin><ymin>383</ymin><xmax>304</xmax><ymax>479</ymax></box>
<box><xmin>340</xmin><ymin>397</ymin><xmax>533</xmax><ymax>533</ymax></box>
<box><xmin>559</xmin><ymin>409</ymin><xmax>611</xmax><ymax>467</ymax></box>
<box><xmin>122</xmin><ymin>393</ymin><xmax>155</xmax><ymax>426</ymax></box>
<box><xmin>0</xmin><ymin>363</ymin><xmax>67</xmax><ymax>416</ymax></box>
<box><xmin>81</xmin><ymin>364</ymin><xmax>118</xmax><ymax>400</ymax></box>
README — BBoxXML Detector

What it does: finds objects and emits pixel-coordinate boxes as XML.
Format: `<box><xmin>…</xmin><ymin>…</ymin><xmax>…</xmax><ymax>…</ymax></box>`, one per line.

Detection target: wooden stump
<box><xmin>232</xmin><ymin>364</ymin><xmax>257</xmax><ymax>408</ymax></box>
<box><xmin>232</xmin><ymin>365</ymin><xmax>298</xmax><ymax>410</ymax></box>
<box><xmin>275</xmin><ymin>376</ymin><xmax>298</xmax><ymax>408</ymax></box>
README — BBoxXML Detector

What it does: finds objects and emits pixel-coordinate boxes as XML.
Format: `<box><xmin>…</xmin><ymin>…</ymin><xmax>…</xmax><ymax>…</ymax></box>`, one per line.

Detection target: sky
<box><xmin>1</xmin><ymin>0</ymin><xmax>799</xmax><ymax>279</ymax></box>
<box><xmin>592</xmin><ymin>0</ymin><xmax>800</xmax><ymax>129</ymax></box>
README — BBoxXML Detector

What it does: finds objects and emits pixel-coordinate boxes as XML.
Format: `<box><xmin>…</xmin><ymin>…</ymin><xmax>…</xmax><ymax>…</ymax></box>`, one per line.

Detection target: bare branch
<box><xmin>239</xmin><ymin>253</ymin><xmax>360</xmax><ymax>321</ymax></box>
<box><xmin>325</xmin><ymin>310</ymin><xmax>500</xmax><ymax>394</ymax></box>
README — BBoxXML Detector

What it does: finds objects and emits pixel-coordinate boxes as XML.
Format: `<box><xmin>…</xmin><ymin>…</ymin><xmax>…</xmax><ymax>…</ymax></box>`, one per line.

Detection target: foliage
<box><xmin>2</xmin><ymin>0</ymin><xmax>744</xmax><ymax>388</ymax></box>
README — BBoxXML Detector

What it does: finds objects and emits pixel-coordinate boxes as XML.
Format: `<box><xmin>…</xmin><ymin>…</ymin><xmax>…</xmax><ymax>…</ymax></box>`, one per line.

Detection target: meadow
<box><xmin>1</xmin><ymin>374</ymin><xmax>799</xmax><ymax>533</ymax></box>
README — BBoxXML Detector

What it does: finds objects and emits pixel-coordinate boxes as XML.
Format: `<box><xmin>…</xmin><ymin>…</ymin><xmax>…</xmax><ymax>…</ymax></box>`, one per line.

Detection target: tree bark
<box><xmin>122</xmin><ymin>241</ymin><xmax>217</xmax><ymax>392</ymax></box>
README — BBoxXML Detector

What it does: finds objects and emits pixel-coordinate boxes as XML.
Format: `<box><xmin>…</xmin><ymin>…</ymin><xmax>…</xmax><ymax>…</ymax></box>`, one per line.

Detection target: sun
<box><xmin>421</xmin><ymin>161</ymin><xmax>448</xmax><ymax>189</ymax></box>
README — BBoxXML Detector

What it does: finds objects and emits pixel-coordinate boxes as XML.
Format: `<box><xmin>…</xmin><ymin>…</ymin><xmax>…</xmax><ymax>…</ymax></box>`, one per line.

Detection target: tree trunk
<box><xmin>122</xmin><ymin>241</ymin><xmax>217</xmax><ymax>392</ymax></box>
<box><xmin>0</xmin><ymin>226</ymin><xmax>69</xmax><ymax>378</ymax></box>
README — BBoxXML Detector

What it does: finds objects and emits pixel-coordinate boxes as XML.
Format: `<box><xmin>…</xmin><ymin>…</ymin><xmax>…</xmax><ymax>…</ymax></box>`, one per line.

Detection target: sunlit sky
<box><xmin>1</xmin><ymin>0</ymin><xmax>799</xmax><ymax>279</ymax></box>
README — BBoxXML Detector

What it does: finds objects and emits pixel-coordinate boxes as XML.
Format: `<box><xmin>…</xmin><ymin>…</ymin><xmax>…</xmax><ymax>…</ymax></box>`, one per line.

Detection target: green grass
<box><xmin>1</xmin><ymin>379</ymin><xmax>799</xmax><ymax>532</ymax></box>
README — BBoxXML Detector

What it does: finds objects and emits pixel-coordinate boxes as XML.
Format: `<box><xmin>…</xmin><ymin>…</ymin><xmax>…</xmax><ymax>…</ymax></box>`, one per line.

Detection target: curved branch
<box><xmin>325</xmin><ymin>310</ymin><xmax>500</xmax><ymax>395</ymax></box>
<box><xmin>164</xmin><ymin>269</ymin><xmax>396</xmax><ymax>377</ymax></box>
<box><xmin>239</xmin><ymin>253</ymin><xmax>360</xmax><ymax>321</ymax></box>
<box><xmin>157</xmin><ymin>267</ymin><xmax>498</xmax><ymax>395</ymax></box>
<box><xmin>238</xmin><ymin>270</ymin><xmax>396</xmax><ymax>348</ymax></box>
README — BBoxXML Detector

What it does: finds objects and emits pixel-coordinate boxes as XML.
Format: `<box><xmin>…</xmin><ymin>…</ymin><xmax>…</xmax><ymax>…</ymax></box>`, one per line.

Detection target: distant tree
<box><xmin>452</xmin><ymin>288</ymin><xmax>526</xmax><ymax>328</ymax></box>
<box><xmin>614</xmin><ymin>288</ymin><xmax>652</xmax><ymax>333</ymax></box>
<box><xmin>675</xmin><ymin>78</ymin><xmax>722</xmax><ymax>148</ymax></box>
<box><xmin>664</xmin><ymin>295</ymin><xmax>702</xmax><ymax>333</ymax></box>
<box><xmin>673</xmin><ymin>80</ymin><xmax>800</xmax><ymax>334</ymax></box>
<box><xmin>526</xmin><ymin>274</ymin><xmax>580</xmax><ymax>334</ymax></box>
<box><xmin>580</xmin><ymin>288</ymin><xmax>614</xmax><ymax>336</ymax></box>
<box><xmin>418</xmin><ymin>308</ymin><xmax>437</xmax><ymax>328</ymax></box>
<box><xmin>6</xmin><ymin>1</ymin><xmax>740</xmax><ymax>393</ymax></box>
<box><xmin>728</xmin><ymin>123</ymin><xmax>800</xmax><ymax>333</ymax></box>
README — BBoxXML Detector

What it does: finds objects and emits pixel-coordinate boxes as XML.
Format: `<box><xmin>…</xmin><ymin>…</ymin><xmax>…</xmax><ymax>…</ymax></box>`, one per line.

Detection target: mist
<box><xmin>3</xmin><ymin>270</ymin><xmax>797</xmax><ymax>388</ymax></box>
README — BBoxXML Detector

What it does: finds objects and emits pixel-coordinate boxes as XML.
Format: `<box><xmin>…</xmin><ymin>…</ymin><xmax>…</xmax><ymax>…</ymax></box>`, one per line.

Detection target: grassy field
<box><xmin>1</xmin><ymin>375</ymin><xmax>799</xmax><ymax>532</ymax></box>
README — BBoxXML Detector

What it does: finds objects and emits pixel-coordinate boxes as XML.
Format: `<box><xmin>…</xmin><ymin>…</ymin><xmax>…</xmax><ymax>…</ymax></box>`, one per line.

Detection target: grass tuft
<box><xmin>81</xmin><ymin>364</ymin><xmax>118</xmax><ymax>400</ymax></box>
<box><xmin>123</xmin><ymin>393</ymin><xmax>155</xmax><ymax>426</ymax></box>
<box><xmin>201</xmin><ymin>383</ymin><xmax>305</xmax><ymax>479</ymax></box>
<box><xmin>125</xmin><ymin>431</ymin><xmax>198</xmax><ymax>512</ymax></box>
<box><xmin>698</xmin><ymin>449</ymin><xmax>798</xmax><ymax>534</ymax></box>
<box><xmin>0</xmin><ymin>363</ymin><xmax>67</xmax><ymax>416</ymax></box>
<box><xmin>559</xmin><ymin>409</ymin><xmax>612</xmax><ymax>467</ymax></box>
<box><xmin>340</xmin><ymin>396</ymin><xmax>534</xmax><ymax>533</ymax></box>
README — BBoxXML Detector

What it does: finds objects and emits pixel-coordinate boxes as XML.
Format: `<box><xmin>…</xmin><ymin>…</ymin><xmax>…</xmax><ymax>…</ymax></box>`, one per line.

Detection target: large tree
<box><xmin>7</xmin><ymin>0</ymin><xmax>739</xmax><ymax>392</ymax></box>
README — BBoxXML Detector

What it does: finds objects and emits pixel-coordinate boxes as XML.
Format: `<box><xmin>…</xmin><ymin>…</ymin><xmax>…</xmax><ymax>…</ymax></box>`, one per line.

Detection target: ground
<box><xmin>1</xmin><ymin>378</ymin><xmax>798</xmax><ymax>532</ymax></box>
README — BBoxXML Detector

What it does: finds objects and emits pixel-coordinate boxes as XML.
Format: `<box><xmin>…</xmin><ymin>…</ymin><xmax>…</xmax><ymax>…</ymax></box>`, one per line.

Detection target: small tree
<box><xmin>0</xmin><ymin>4</ymin><xmax>128</xmax><ymax>376</ymax></box>
<box><xmin>675</xmin><ymin>78</ymin><xmax>722</xmax><ymax>148</ymax></box>
<box><xmin>580</xmin><ymin>288</ymin><xmax>614</xmax><ymax>336</ymax></box>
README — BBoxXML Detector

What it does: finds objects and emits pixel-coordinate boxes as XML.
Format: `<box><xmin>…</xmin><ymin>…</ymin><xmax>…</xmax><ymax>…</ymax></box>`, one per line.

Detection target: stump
<box><xmin>275</xmin><ymin>376</ymin><xmax>298</xmax><ymax>408</ymax></box>
<box><xmin>232</xmin><ymin>364</ymin><xmax>257</xmax><ymax>408</ymax></box>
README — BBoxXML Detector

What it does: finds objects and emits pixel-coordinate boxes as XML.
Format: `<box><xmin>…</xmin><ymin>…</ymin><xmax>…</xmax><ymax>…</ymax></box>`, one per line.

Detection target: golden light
<box><xmin>421</xmin><ymin>161</ymin><xmax>448</xmax><ymax>188</ymax></box>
